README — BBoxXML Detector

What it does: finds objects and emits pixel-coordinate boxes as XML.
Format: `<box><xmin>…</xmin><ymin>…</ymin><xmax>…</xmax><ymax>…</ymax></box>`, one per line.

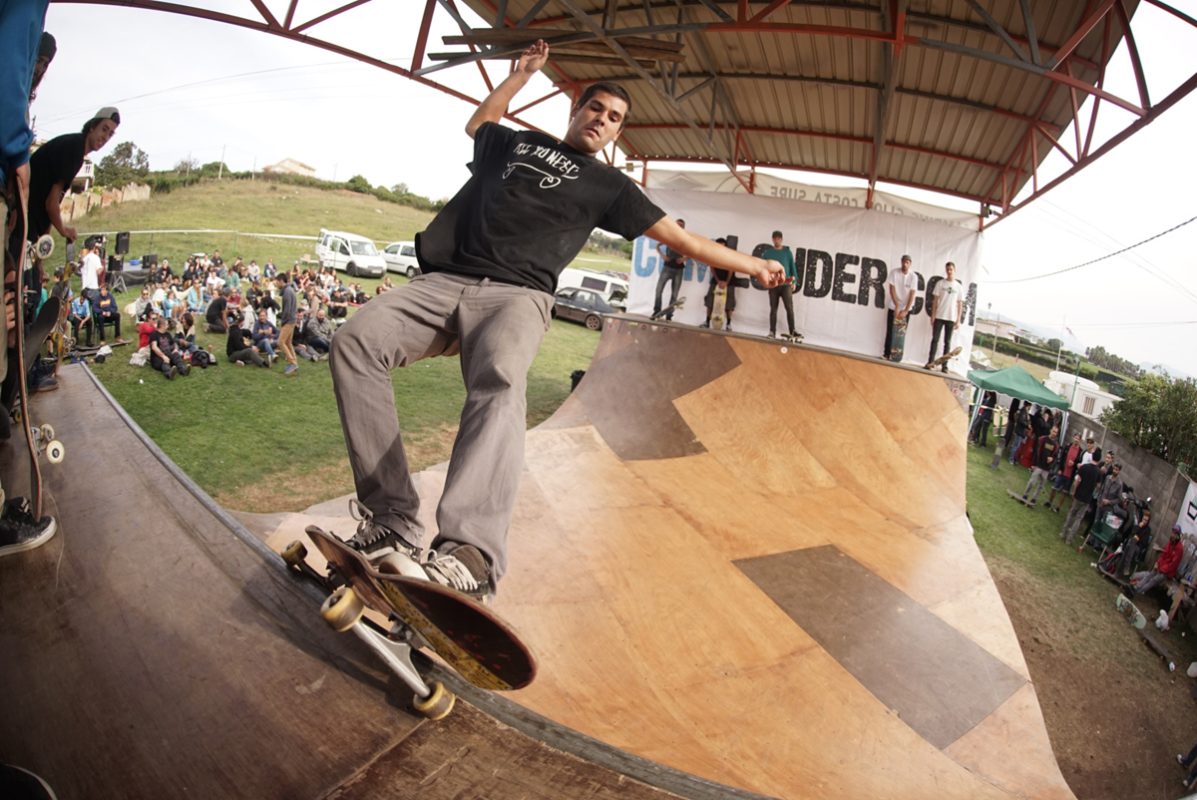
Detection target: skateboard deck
<box><xmin>24</xmin><ymin>296</ymin><xmax>61</xmax><ymax>368</ymax></box>
<box><xmin>888</xmin><ymin>316</ymin><xmax>907</xmax><ymax>362</ymax></box>
<box><xmin>283</xmin><ymin>525</ymin><xmax>536</xmax><ymax>716</ymax></box>
<box><xmin>1006</xmin><ymin>489</ymin><xmax>1036</xmax><ymax>507</ymax></box>
<box><xmin>1115</xmin><ymin>592</ymin><xmax>1147</xmax><ymax>630</ymax></box>
<box><xmin>709</xmin><ymin>285</ymin><xmax>727</xmax><ymax>330</ymax></box>
<box><xmin>926</xmin><ymin>345</ymin><xmax>962</xmax><ymax>370</ymax></box>
<box><xmin>650</xmin><ymin>294</ymin><xmax>685</xmax><ymax>321</ymax></box>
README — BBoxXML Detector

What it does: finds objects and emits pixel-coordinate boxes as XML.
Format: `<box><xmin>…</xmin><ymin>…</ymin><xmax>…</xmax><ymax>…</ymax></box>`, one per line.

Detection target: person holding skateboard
<box><xmin>925</xmin><ymin>261</ymin><xmax>963</xmax><ymax>371</ymax></box>
<box><xmin>884</xmin><ymin>255</ymin><xmax>917</xmax><ymax>360</ymax></box>
<box><xmin>330</xmin><ymin>39</ymin><xmax>784</xmax><ymax>601</ymax></box>
<box><xmin>653</xmin><ymin>218</ymin><xmax>687</xmax><ymax>321</ymax></box>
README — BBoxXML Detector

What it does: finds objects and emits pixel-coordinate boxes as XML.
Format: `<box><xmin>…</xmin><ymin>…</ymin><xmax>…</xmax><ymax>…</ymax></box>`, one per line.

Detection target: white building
<box><xmin>1045</xmin><ymin>370</ymin><xmax>1120</xmax><ymax>419</ymax></box>
<box><xmin>262</xmin><ymin>158</ymin><xmax>317</xmax><ymax>178</ymax></box>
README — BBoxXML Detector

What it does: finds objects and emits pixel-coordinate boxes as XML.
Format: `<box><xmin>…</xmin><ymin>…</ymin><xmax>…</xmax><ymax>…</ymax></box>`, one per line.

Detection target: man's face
<box><xmin>1072</xmin><ymin>435</ymin><xmax>1080</xmax><ymax>444</ymax></box>
<box><xmin>901</xmin><ymin>258</ymin><xmax>911</xmax><ymax>273</ymax></box>
<box><xmin>86</xmin><ymin>119</ymin><xmax>118</xmax><ymax>152</ymax></box>
<box><xmin>1050</xmin><ymin>426</ymin><xmax>1059</xmax><ymax>437</ymax></box>
<box><xmin>945</xmin><ymin>263</ymin><xmax>955</xmax><ymax>280</ymax></box>
<box><xmin>564</xmin><ymin>91</ymin><xmax>627</xmax><ymax>154</ymax></box>
<box><xmin>258</xmin><ymin>310</ymin><xmax>267</xmax><ymax>322</ymax></box>
<box><xmin>772</xmin><ymin>235</ymin><xmax>783</xmax><ymax>248</ymax></box>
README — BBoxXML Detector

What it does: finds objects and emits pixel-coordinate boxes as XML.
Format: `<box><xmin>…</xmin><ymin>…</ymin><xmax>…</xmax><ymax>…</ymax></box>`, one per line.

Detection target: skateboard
<box><xmin>282</xmin><ymin>525</ymin><xmax>536</xmax><ymax>719</ymax></box>
<box><xmin>925</xmin><ymin>346</ymin><xmax>962</xmax><ymax>371</ymax></box>
<box><xmin>1006</xmin><ymin>489</ymin><xmax>1036</xmax><ymax>508</ymax></box>
<box><xmin>1115</xmin><ymin>592</ymin><xmax>1147</xmax><ymax>630</ymax></box>
<box><xmin>650</xmin><ymin>294</ymin><xmax>685</xmax><ymax>321</ymax></box>
<box><xmin>709</xmin><ymin>285</ymin><xmax>727</xmax><ymax>330</ymax></box>
<box><xmin>888</xmin><ymin>315</ymin><xmax>907</xmax><ymax>362</ymax></box>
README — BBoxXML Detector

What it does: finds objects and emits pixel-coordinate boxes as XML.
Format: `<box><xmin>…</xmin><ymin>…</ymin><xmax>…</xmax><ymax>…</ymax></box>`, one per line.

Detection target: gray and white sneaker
<box><xmin>346</xmin><ymin>499</ymin><xmax>419</xmax><ymax>562</ymax></box>
<box><xmin>0</xmin><ymin>498</ymin><xmax>57</xmax><ymax>558</ymax></box>
<box><xmin>420</xmin><ymin>544</ymin><xmax>494</xmax><ymax>603</ymax></box>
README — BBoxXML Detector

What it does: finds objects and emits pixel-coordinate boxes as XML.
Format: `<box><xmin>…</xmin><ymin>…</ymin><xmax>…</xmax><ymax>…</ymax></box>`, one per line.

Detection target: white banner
<box><xmin>628</xmin><ymin>188</ymin><xmax>982</xmax><ymax>371</ymax></box>
<box><xmin>1179</xmin><ymin>481</ymin><xmax>1197</xmax><ymax>538</ymax></box>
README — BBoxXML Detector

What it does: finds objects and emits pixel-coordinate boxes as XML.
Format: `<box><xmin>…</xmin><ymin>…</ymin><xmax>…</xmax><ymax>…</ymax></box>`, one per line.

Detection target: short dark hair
<box><xmin>772</xmin><ymin>230</ymin><xmax>783</xmax><ymax>238</ymax></box>
<box><xmin>81</xmin><ymin>113</ymin><xmax>119</xmax><ymax>137</ymax></box>
<box><xmin>574</xmin><ymin>82</ymin><xmax>632</xmax><ymax>127</ymax></box>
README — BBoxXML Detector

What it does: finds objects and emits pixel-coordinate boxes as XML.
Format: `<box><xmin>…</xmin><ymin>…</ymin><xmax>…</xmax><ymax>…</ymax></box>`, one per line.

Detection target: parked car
<box><xmin>382</xmin><ymin>241</ymin><xmax>421</xmax><ymax>278</ymax></box>
<box><xmin>552</xmin><ymin>287</ymin><xmax>621</xmax><ymax>331</ymax></box>
<box><xmin>557</xmin><ymin>266</ymin><xmax>629</xmax><ymax>305</ymax></box>
<box><xmin>315</xmin><ymin>229</ymin><xmax>387</xmax><ymax>278</ymax></box>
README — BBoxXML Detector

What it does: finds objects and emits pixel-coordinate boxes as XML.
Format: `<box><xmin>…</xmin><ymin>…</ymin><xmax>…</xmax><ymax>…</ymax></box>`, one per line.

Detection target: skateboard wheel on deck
<box><xmin>412</xmin><ymin>681</ymin><xmax>455</xmax><ymax>720</ymax></box>
<box><xmin>281</xmin><ymin>540</ymin><xmax>308</xmax><ymax>568</ymax></box>
<box><xmin>46</xmin><ymin>440</ymin><xmax>64</xmax><ymax>464</ymax></box>
<box><xmin>320</xmin><ymin>585</ymin><xmax>365</xmax><ymax>632</ymax></box>
<box><xmin>35</xmin><ymin>235</ymin><xmax>53</xmax><ymax>259</ymax></box>
<box><xmin>40</xmin><ymin>423</ymin><xmax>54</xmax><ymax>442</ymax></box>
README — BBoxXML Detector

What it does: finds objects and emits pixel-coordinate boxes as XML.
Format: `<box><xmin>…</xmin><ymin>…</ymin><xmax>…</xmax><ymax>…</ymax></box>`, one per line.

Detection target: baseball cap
<box><xmin>1174</xmin><ymin>524</ymin><xmax>1183</xmax><ymax>535</ymax></box>
<box><xmin>91</xmin><ymin>106</ymin><xmax>121</xmax><ymax>125</ymax></box>
<box><xmin>39</xmin><ymin>33</ymin><xmax>57</xmax><ymax>61</ymax></box>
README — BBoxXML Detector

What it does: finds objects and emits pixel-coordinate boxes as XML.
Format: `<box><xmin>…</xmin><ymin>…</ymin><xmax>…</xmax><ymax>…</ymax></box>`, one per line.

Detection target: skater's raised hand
<box><xmin>517</xmin><ymin>40</ymin><xmax>549</xmax><ymax>75</ymax></box>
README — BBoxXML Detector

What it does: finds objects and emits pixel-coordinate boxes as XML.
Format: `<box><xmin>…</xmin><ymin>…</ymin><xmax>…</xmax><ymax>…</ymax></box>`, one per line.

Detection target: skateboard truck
<box><xmin>282</xmin><ymin>540</ymin><xmax>457</xmax><ymax>719</ymax></box>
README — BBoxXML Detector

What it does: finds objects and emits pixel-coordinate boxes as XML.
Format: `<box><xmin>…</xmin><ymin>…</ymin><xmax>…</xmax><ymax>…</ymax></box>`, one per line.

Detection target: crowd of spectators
<box><xmin>990</xmin><ymin>397</ymin><xmax>1194</xmax><ymax>632</ymax></box>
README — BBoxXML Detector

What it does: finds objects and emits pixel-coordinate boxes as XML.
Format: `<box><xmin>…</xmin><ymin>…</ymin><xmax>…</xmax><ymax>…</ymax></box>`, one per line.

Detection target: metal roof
<box><xmin>68</xmin><ymin>0</ymin><xmax>1197</xmax><ymax>225</ymax></box>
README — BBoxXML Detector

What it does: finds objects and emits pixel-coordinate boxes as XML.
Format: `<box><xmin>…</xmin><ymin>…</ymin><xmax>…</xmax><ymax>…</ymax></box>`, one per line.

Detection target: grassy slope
<box><xmin>75</xmin><ymin>179</ymin><xmax>606</xmax><ymax>510</ymax></box>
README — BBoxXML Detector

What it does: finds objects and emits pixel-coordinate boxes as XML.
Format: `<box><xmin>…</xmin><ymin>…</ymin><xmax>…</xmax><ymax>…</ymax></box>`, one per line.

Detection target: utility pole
<box><xmin>218</xmin><ymin>144</ymin><xmax>226</xmax><ymax>180</ymax></box>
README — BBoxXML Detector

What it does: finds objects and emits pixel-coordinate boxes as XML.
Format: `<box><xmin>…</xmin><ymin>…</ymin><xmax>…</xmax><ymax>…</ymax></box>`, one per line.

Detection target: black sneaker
<box><xmin>419</xmin><ymin>543</ymin><xmax>494</xmax><ymax>603</ymax></box>
<box><xmin>0</xmin><ymin>505</ymin><xmax>57</xmax><ymax>557</ymax></box>
<box><xmin>346</xmin><ymin>498</ymin><xmax>419</xmax><ymax>561</ymax></box>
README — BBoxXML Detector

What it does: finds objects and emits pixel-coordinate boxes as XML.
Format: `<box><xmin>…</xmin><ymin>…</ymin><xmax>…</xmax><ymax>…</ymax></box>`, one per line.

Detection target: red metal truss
<box><xmin>55</xmin><ymin>0</ymin><xmax>1197</xmax><ymax>225</ymax></box>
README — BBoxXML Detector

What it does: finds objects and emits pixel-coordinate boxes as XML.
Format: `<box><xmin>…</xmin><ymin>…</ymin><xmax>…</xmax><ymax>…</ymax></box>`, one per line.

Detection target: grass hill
<box><xmin>56</xmin><ymin>179</ymin><xmax>436</xmax><ymax>267</ymax></box>
<box><xmin>67</xmin><ymin>179</ymin><xmax>603</xmax><ymax>511</ymax></box>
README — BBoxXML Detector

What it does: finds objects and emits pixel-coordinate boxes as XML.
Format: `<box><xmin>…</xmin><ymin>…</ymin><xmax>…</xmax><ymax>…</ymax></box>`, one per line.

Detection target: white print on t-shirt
<box><xmin>506</xmin><ymin>142</ymin><xmax>583</xmax><ymax>189</ymax></box>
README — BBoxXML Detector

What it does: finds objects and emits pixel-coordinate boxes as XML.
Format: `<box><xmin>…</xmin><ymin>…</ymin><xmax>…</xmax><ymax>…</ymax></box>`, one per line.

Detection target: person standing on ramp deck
<box><xmin>329</xmin><ymin>40</ymin><xmax>784</xmax><ymax>602</ymax></box>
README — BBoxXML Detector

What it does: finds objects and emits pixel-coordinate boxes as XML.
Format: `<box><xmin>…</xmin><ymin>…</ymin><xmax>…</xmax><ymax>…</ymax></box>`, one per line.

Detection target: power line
<box><xmin>982</xmin><ymin>213</ymin><xmax>1197</xmax><ymax>284</ymax></box>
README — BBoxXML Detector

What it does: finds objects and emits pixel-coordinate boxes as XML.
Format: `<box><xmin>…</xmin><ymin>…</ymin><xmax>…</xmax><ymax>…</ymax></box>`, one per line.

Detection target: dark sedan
<box><xmin>552</xmin><ymin>288</ymin><xmax>621</xmax><ymax>331</ymax></box>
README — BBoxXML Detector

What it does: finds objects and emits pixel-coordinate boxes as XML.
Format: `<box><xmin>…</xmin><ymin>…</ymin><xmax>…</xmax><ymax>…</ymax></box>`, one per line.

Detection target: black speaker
<box><xmin>725</xmin><ymin>235</ymin><xmax>739</xmax><ymax>251</ymax></box>
<box><xmin>115</xmin><ymin>231</ymin><xmax>130</xmax><ymax>255</ymax></box>
<box><xmin>142</xmin><ymin>253</ymin><xmax>158</xmax><ymax>268</ymax></box>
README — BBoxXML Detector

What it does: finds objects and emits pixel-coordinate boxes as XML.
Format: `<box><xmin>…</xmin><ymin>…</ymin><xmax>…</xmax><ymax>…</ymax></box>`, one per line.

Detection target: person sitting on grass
<box><xmin>291</xmin><ymin>309</ymin><xmax>320</xmax><ymax>362</ymax></box>
<box><xmin>205</xmin><ymin>288</ymin><xmax>230</xmax><ymax>333</ymax></box>
<box><xmin>252</xmin><ymin>308</ymin><xmax>279</xmax><ymax>363</ymax></box>
<box><xmin>93</xmin><ymin>285</ymin><xmax>124</xmax><ymax>344</ymax></box>
<box><xmin>148</xmin><ymin>316</ymin><xmax>189</xmax><ymax>379</ymax></box>
<box><xmin>226</xmin><ymin>313</ymin><xmax>267</xmax><ymax>368</ymax></box>
<box><xmin>304</xmin><ymin>306</ymin><xmax>335</xmax><ymax>355</ymax></box>
<box><xmin>185</xmin><ymin>279</ymin><xmax>204</xmax><ymax>313</ymax></box>
<box><xmin>1129</xmin><ymin>525</ymin><xmax>1185</xmax><ymax>596</ymax></box>
<box><xmin>136</xmin><ymin>310</ymin><xmax>159</xmax><ymax>351</ymax></box>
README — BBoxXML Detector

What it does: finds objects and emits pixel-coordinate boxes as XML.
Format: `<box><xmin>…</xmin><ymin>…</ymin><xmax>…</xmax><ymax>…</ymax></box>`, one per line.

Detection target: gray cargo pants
<box><xmin>329</xmin><ymin>272</ymin><xmax>552</xmax><ymax>582</ymax></box>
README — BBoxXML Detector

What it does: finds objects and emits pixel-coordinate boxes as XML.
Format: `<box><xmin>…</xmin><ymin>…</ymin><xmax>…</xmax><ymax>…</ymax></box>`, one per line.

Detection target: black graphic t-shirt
<box><xmin>416</xmin><ymin>123</ymin><xmax>665</xmax><ymax>294</ymax></box>
<box><xmin>27</xmin><ymin>133</ymin><xmax>86</xmax><ymax>241</ymax></box>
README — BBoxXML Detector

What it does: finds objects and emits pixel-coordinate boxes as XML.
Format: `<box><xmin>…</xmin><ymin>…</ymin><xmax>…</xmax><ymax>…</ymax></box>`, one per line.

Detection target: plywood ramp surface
<box><xmin>483</xmin><ymin>320</ymin><xmax>1075</xmax><ymax>799</ymax></box>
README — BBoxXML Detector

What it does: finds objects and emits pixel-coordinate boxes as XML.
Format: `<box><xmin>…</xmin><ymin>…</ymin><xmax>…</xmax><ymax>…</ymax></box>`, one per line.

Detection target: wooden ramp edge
<box><xmin>0</xmin><ymin>364</ymin><xmax>775</xmax><ymax>800</ymax></box>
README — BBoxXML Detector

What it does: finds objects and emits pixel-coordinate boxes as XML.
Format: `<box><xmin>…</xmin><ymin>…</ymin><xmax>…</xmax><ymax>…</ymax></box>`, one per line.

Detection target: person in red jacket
<box><xmin>1130</xmin><ymin>524</ymin><xmax>1185</xmax><ymax>596</ymax></box>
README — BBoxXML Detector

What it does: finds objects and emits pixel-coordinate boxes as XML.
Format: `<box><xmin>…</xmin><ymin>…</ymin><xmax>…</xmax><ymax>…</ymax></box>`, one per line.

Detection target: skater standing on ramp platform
<box><xmin>329</xmin><ymin>39</ymin><xmax>784</xmax><ymax>601</ymax></box>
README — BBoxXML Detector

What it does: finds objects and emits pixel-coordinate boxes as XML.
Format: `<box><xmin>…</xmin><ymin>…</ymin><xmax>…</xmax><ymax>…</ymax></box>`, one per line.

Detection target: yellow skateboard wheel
<box><xmin>281</xmin><ymin>540</ymin><xmax>307</xmax><ymax>568</ymax></box>
<box><xmin>46</xmin><ymin>440</ymin><xmax>64</xmax><ymax>464</ymax></box>
<box><xmin>320</xmin><ymin>586</ymin><xmax>364</xmax><ymax>632</ymax></box>
<box><xmin>412</xmin><ymin>681</ymin><xmax>455</xmax><ymax>720</ymax></box>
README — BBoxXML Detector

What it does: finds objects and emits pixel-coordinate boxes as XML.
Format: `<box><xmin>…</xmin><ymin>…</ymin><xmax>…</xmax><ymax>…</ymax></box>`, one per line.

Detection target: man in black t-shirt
<box><xmin>27</xmin><ymin>107</ymin><xmax>119</xmax><ymax>244</ymax></box>
<box><xmin>329</xmin><ymin>40</ymin><xmax>784</xmax><ymax>601</ymax></box>
<box><xmin>1062</xmin><ymin>458</ymin><xmax>1103</xmax><ymax>546</ymax></box>
<box><xmin>148</xmin><ymin>317</ymin><xmax>188</xmax><ymax>379</ymax></box>
<box><xmin>205</xmin><ymin>289</ymin><xmax>229</xmax><ymax>333</ymax></box>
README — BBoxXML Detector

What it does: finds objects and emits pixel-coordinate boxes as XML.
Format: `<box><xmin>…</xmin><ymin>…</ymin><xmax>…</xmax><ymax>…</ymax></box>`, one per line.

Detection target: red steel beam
<box><xmin>411</xmin><ymin>0</ymin><xmax>438</xmax><ymax>72</ymax></box>
<box><xmin>1112</xmin><ymin>0</ymin><xmax>1150</xmax><ymax>110</ymax></box>
<box><xmin>292</xmin><ymin>0</ymin><xmax>372</xmax><ymax>34</ymax></box>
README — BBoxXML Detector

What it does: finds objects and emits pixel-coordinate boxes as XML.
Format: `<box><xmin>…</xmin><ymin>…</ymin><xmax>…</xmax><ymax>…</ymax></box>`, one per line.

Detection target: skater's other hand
<box><xmin>62</xmin><ymin>224</ymin><xmax>77</xmax><ymax>242</ymax></box>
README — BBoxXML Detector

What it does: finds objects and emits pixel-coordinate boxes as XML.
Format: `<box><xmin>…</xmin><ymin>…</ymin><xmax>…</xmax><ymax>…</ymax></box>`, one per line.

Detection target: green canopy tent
<box><xmin>966</xmin><ymin>366</ymin><xmax>1069</xmax><ymax>466</ymax></box>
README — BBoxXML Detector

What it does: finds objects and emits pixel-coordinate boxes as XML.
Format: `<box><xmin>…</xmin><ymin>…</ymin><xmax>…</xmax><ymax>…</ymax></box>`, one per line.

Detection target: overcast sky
<box><xmin>33</xmin><ymin>2</ymin><xmax>1197</xmax><ymax>377</ymax></box>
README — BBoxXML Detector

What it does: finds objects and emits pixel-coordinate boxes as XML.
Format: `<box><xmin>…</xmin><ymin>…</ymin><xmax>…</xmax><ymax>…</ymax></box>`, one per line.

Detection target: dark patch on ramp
<box><xmin>572</xmin><ymin>323</ymin><xmax>742</xmax><ymax>460</ymax></box>
<box><xmin>735</xmin><ymin>546</ymin><xmax>1026</xmax><ymax>750</ymax></box>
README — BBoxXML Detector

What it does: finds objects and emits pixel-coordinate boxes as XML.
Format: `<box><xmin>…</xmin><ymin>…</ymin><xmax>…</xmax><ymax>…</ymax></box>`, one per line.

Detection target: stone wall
<box><xmin>61</xmin><ymin>183</ymin><xmax>151</xmax><ymax>224</ymax></box>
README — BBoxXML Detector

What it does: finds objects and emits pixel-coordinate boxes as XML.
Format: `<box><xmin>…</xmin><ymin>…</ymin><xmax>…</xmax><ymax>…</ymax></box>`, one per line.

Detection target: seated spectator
<box><xmin>226</xmin><ymin>315</ymin><xmax>267</xmax><ymax>367</ymax></box>
<box><xmin>93</xmin><ymin>286</ymin><xmax>124</xmax><ymax>344</ymax></box>
<box><xmin>1115</xmin><ymin>508</ymin><xmax>1152</xmax><ymax>579</ymax></box>
<box><xmin>1130</xmin><ymin>524</ymin><xmax>1185</xmax><ymax>596</ymax></box>
<box><xmin>132</xmin><ymin>286</ymin><xmax>154</xmax><ymax>321</ymax></box>
<box><xmin>305</xmin><ymin>306</ymin><xmax>335</xmax><ymax>355</ymax></box>
<box><xmin>292</xmin><ymin>309</ymin><xmax>320</xmax><ymax>362</ymax></box>
<box><xmin>205</xmin><ymin>289</ymin><xmax>230</xmax><ymax>333</ymax></box>
<box><xmin>327</xmin><ymin>285</ymin><xmax>350</xmax><ymax>318</ymax></box>
<box><xmin>185</xmin><ymin>279</ymin><xmax>204</xmax><ymax>313</ymax></box>
<box><xmin>262</xmin><ymin>259</ymin><xmax>277</xmax><ymax>279</ymax></box>
<box><xmin>252</xmin><ymin>309</ymin><xmax>279</xmax><ymax>363</ymax></box>
<box><xmin>68</xmin><ymin>294</ymin><xmax>93</xmax><ymax>348</ymax></box>
<box><xmin>136</xmin><ymin>310</ymin><xmax>160</xmax><ymax>350</ymax></box>
<box><xmin>148</xmin><ymin>317</ymin><xmax>189</xmax><ymax>379</ymax></box>
<box><xmin>247</xmin><ymin>260</ymin><xmax>261</xmax><ymax>282</ymax></box>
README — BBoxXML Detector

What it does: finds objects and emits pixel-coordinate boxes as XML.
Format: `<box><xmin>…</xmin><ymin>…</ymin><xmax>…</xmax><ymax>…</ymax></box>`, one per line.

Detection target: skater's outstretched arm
<box><xmin>645</xmin><ymin>217</ymin><xmax>784</xmax><ymax>288</ymax></box>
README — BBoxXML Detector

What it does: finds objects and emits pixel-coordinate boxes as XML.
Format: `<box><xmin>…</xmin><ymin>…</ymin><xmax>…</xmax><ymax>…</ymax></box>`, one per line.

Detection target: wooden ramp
<box><xmin>273</xmin><ymin>317</ymin><xmax>1076</xmax><ymax>799</ymax></box>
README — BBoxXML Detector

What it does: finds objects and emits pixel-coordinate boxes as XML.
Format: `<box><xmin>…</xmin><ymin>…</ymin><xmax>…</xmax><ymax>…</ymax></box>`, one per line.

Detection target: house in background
<box><xmin>1045</xmin><ymin>370</ymin><xmax>1120</xmax><ymax>419</ymax></box>
<box><xmin>262</xmin><ymin>158</ymin><xmax>316</xmax><ymax>178</ymax></box>
<box><xmin>975</xmin><ymin>315</ymin><xmax>1020</xmax><ymax>342</ymax></box>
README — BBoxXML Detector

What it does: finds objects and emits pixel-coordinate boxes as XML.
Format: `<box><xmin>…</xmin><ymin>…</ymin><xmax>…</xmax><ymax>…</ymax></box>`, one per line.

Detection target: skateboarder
<box><xmin>883</xmin><ymin>255</ymin><xmax>917</xmax><ymax>359</ymax></box>
<box><xmin>653</xmin><ymin>218</ymin><xmax>687</xmax><ymax>320</ymax></box>
<box><xmin>925</xmin><ymin>261</ymin><xmax>962</xmax><ymax>371</ymax></box>
<box><xmin>330</xmin><ymin>39</ymin><xmax>784</xmax><ymax>601</ymax></box>
<box><xmin>762</xmin><ymin>230</ymin><xmax>800</xmax><ymax>340</ymax></box>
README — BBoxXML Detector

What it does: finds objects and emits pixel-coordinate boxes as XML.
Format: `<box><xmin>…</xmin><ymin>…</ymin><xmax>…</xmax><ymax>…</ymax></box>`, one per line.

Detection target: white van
<box><xmin>316</xmin><ymin>229</ymin><xmax>387</xmax><ymax>278</ymax></box>
<box><xmin>557</xmin><ymin>267</ymin><xmax>629</xmax><ymax>308</ymax></box>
